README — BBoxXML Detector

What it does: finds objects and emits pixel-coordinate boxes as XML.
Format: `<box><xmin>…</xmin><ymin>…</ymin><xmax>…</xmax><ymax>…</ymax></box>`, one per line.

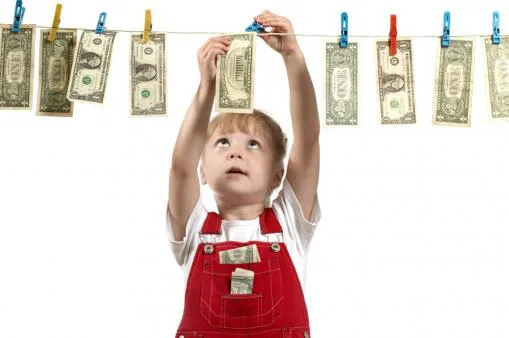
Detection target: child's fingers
<box><xmin>208</xmin><ymin>41</ymin><xmax>230</xmax><ymax>52</ymax></box>
<box><xmin>256</xmin><ymin>13</ymin><xmax>276</xmax><ymax>21</ymax></box>
<box><xmin>201</xmin><ymin>42</ymin><xmax>229</xmax><ymax>59</ymax></box>
<box><xmin>203</xmin><ymin>46</ymin><xmax>228</xmax><ymax>63</ymax></box>
<box><xmin>258</xmin><ymin>18</ymin><xmax>289</xmax><ymax>30</ymax></box>
<box><xmin>254</xmin><ymin>15</ymin><xmax>293</xmax><ymax>34</ymax></box>
<box><xmin>218</xmin><ymin>35</ymin><xmax>232</xmax><ymax>42</ymax></box>
<box><xmin>203</xmin><ymin>49</ymin><xmax>223</xmax><ymax>64</ymax></box>
<box><xmin>199</xmin><ymin>37</ymin><xmax>231</xmax><ymax>54</ymax></box>
<box><xmin>255</xmin><ymin>9</ymin><xmax>277</xmax><ymax>19</ymax></box>
<box><xmin>200</xmin><ymin>43</ymin><xmax>213</xmax><ymax>59</ymax></box>
<box><xmin>255</xmin><ymin>11</ymin><xmax>283</xmax><ymax>23</ymax></box>
<box><xmin>214</xmin><ymin>36</ymin><xmax>232</xmax><ymax>47</ymax></box>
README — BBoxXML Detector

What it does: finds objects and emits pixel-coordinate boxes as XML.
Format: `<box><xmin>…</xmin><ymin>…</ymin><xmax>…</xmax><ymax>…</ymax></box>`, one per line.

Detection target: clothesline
<box><xmin>28</xmin><ymin>26</ymin><xmax>491</xmax><ymax>38</ymax></box>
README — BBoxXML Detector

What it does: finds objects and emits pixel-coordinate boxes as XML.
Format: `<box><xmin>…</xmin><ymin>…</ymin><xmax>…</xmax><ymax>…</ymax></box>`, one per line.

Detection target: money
<box><xmin>130</xmin><ymin>33</ymin><xmax>166</xmax><ymax>116</ymax></box>
<box><xmin>37</xmin><ymin>29</ymin><xmax>76</xmax><ymax>117</ymax></box>
<box><xmin>219</xmin><ymin>244</ymin><xmax>260</xmax><ymax>264</ymax></box>
<box><xmin>231</xmin><ymin>268</ymin><xmax>254</xmax><ymax>294</ymax></box>
<box><xmin>67</xmin><ymin>30</ymin><xmax>116</xmax><ymax>103</ymax></box>
<box><xmin>325</xmin><ymin>42</ymin><xmax>358</xmax><ymax>125</ymax></box>
<box><xmin>375</xmin><ymin>39</ymin><xmax>416</xmax><ymax>124</ymax></box>
<box><xmin>0</xmin><ymin>24</ymin><xmax>35</xmax><ymax>109</ymax></box>
<box><xmin>433</xmin><ymin>38</ymin><xmax>475</xmax><ymax>127</ymax></box>
<box><xmin>484</xmin><ymin>36</ymin><xmax>509</xmax><ymax>119</ymax></box>
<box><xmin>214</xmin><ymin>33</ymin><xmax>256</xmax><ymax>113</ymax></box>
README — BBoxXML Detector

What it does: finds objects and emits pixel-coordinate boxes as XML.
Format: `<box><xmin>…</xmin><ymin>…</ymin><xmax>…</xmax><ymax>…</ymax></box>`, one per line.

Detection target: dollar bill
<box><xmin>0</xmin><ymin>24</ymin><xmax>35</xmax><ymax>109</ymax></box>
<box><xmin>433</xmin><ymin>38</ymin><xmax>475</xmax><ymax>127</ymax></box>
<box><xmin>130</xmin><ymin>33</ymin><xmax>166</xmax><ymax>116</ymax></box>
<box><xmin>484</xmin><ymin>36</ymin><xmax>509</xmax><ymax>119</ymax></box>
<box><xmin>37</xmin><ymin>29</ymin><xmax>76</xmax><ymax>117</ymax></box>
<box><xmin>375</xmin><ymin>39</ymin><xmax>416</xmax><ymax>124</ymax></box>
<box><xmin>67</xmin><ymin>30</ymin><xmax>116</xmax><ymax>103</ymax></box>
<box><xmin>215</xmin><ymin>33</ymin><xmax>256</xmax><ymax>113</ymax></box>
<box><xmin>231</xmin><ymin>268</ymin><xmax>254</xmax><ymax>294</ymax></box>
<box><xmin>219</xmin><ymin>244</ymin><xmax>260</xmax><ymax>264</ymax></box>
<box><xmin>325</xmin><ymin>42</ymin><xmax>358</xmax><ymax>125</ymax></box>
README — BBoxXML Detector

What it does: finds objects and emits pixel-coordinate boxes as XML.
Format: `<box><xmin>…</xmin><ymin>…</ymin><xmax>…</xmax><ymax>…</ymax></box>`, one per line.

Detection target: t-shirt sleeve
<box><xmin>271</xmin><ymin>176</ymin><xmax>321</xmax><ymax>253</ymax></box>
<box><xmin>165</xmin><ymin>196</ymin><xmax>208</xmax><ymax>267</ymax></box>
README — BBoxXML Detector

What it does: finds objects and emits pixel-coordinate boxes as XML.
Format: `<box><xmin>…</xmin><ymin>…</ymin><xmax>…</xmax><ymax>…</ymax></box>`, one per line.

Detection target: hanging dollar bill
<box><xmin>375</xmin><ymin>39</ymin><xmax>416</xmax><ymax>124</ymax></box>
<box><xmin>37</xmin><ymin>30</ymin><xmax>76</xmax><ymax>117</ymax></box>
<box><xmin>484</xmin><ymin>36</ymin><xmax>509</xmax><ymax>119</ymax></box>
<box><xmin>67</xmin><ymin>30</ymin><xmax>116</xmax><ymax>103</ymax></box>
<box><xmin>231</xmin><ymin>268</ymin><xmax>254</xmax><ymax>294</ymax></box>
<box><xmin>215</xmin><ymin>33</ymin><xmax>256</xmax><ymax>113</ymax></box>
<box><xmin>325</xmin><ymin>42</ymin><xmax>358</xmax><ymax>125</ymax></box>
<box><xmin>0</xmin><ymin>25</ymin><xmax>35</xmax><ymax>109</ymax></box>
<box><xmin>219</xmin><ymin>244</ymin><xmax>260</xmax><ymax>264</ymax></box>
<box><xmin>130</xmin><ymin>33</ymin><xmax>166</xmax><ymax>116</ymax></box>
<box><xmin>433</xmin><ymin>38</ymin><xmax>475</xmax><ymax>127</ymax></box>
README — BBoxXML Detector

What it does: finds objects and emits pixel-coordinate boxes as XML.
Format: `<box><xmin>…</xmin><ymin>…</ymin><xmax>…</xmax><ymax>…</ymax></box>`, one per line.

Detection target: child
<box><xmin>167</xmin><ymin>10</ymin><xmax>321</xmax><ymax>337</ymax></box>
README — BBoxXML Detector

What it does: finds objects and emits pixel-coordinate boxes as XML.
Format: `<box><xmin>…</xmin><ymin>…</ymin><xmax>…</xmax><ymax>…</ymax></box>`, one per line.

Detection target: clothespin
<box><xmin>48</xmin><ymin>4</ymin><xmax>62</xmax><ymax>42</ymax></box>
<box><xmin>340</xmin><ymin>12</ymin><xmax>348</xmax><ymax>48</ymax></box>
<box><xmin>442</xmin><ymin>11</ymin><xmax>450</xmax><ymax>48</ymax></box>
<box><xmin>493</xmin><ymin>11</ymin><xmax>500</xmax><ymax>45</ymax></box>
<box><xmin>96</xmin><ymin>12</ymin><xmax>107</xmax><ymax>34</ymax></box>
<box><xmin>389</xmin><ymin>14</ymin><xmax>397</xmax><ymax>56</ymax></box>
<box><xmin>245</xmin><ymin>21</ymin><xmax>265</xmax><ymax>33</ymax></box>
<box><xmin>142</xmin><ymin>10</ymin><xmax>152</xmax><ymax>43</ymax></box>
<box><xmin>11</xmin><ymin>0</ymin><xmax>25</xmax><ymax>33</ymax></box>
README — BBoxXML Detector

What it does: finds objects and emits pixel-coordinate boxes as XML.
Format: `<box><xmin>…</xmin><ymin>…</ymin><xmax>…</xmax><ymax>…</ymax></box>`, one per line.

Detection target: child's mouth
<box><xmin>226</xmin><ymin>167</ymin><xmax>248</xmax><ymax>176</ymax></box>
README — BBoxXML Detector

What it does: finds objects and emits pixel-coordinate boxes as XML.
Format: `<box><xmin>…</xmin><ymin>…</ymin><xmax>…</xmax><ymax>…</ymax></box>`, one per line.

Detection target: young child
<box><xmin>167</xmin><ymin>10</ymin><xmax>321</xmax><ymax>337</ymax></box>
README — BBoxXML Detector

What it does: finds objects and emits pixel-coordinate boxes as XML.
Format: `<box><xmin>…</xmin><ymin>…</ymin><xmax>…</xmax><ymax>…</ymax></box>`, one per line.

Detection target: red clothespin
<box><xmin>389</xmin><ymin>14</ymin><xmax>397</xmax><ymax>56</ymax></box>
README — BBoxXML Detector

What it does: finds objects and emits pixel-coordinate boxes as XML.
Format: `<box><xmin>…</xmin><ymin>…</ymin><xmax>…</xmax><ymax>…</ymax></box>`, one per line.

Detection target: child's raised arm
<box><xmin>255</xmin><ymin>10</ymin><xmax>320</xmax><ymax>222</ymax></box>
<box><xmin>168</xmin><ymin>36</ymin><xmax>231</xmax><ymax>241</ymax></box>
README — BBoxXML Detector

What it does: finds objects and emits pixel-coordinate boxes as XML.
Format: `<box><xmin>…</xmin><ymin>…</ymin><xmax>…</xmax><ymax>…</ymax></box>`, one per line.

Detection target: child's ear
<box><xmin>272</xmin><ymin>167</ymin><xmax>284</xmax><ymax>189</ymax></box>
<box><xmin>199</xmin><ymin>163</ymin><xmax>207</xmax><ymax>185</ymax></box>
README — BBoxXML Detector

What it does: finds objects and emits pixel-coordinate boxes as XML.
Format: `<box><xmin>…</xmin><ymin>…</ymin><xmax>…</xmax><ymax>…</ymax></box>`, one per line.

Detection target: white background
<box><xmin>1</xmin><ymin>0</ymin><xmax>508</xmax><ymax>337</ymax></box>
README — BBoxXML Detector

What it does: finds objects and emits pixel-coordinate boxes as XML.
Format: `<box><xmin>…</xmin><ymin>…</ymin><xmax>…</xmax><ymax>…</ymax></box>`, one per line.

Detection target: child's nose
<box><xmin>227</xmin><ymin>151</ymin><xmax>242</xmax><ymax>159</ymax></box>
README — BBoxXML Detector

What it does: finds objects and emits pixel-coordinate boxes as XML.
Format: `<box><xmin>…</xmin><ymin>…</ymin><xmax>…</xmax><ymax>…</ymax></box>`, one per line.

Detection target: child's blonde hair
<box><xmin>204</xmin><ymin>109</ymin><xmax>288</xmax><ymax>202</ymax></box>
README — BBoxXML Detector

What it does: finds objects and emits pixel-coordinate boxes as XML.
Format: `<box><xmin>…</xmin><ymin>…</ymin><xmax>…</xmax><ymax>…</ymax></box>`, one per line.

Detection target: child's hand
<box><xmin>197</xmin><ymin>36</ymin><xmax>232</xmax><ymax>85</ymax></box>
<box><xmin>253</xmin><ymin>10</ymin><xmax>301</xmax><ymax>57</ymax></box>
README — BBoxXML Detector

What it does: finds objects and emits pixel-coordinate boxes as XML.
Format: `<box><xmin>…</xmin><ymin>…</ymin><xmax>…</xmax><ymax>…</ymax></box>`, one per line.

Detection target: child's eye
<box><xmin>248</xmin><ymin>140</ymin><xmax>260</xmax><ymax>148</ymax></box>
<box><xmin>216</xmin><ymin>138</ymin><xmax>229</xmax><ymax>147</ymax></box>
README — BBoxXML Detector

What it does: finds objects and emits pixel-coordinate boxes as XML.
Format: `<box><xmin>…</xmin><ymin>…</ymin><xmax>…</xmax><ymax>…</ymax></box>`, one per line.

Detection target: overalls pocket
<box><xmin>220</xmin><ymin>293</ymin><xmax>262</xmax><ymax>328</ymax></box>
<box><xmin>199</xmin><ymin>250</ymin><xmax>283</xmax><ymax>329</ymax></box>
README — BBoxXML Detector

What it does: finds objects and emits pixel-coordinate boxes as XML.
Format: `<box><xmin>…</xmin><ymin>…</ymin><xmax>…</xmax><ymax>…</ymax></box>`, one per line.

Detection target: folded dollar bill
<box><xmin>231</xmin><ymin>268</ymin><xmax>254</xmax><ymax>294</ymax></box>
<box><xmin>219</xmin><ymin>244</ymin><xmax>260</xmax><ymax>264</ymax></box>
<box><xmin>484</xmin><ymin>36</ymin><xmax>509</xmax><ymax>119</ymax></box>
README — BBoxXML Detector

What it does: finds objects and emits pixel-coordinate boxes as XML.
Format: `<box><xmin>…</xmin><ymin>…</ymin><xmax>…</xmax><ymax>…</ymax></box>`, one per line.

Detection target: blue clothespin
<box><xmin>442</xmin><ymin>11</ymin><xmax>450</xmax><ymax>48</ymax></box>
<box><xmin>245</xmin><ymin>21</ymin><xmax>265</xmax><ymax>33</ymax></box>
<box><xmin>12</xmin><ymin>0</ymin><xmax>25</xmax><ymax>33</ymax></box>
<box><xmin>340</xmin><ymin>12</ymin><xmax>348</xmax><ymax>48</ymax></box>
<box><xmin>493</xmin><ymin>11</ymin><xmax>500</xmax><ymax>45</ymax></box>
<box><xmin>96</xmin><ymin>12</ymin><xmax>107</xmax><ymax>34</ymax></box>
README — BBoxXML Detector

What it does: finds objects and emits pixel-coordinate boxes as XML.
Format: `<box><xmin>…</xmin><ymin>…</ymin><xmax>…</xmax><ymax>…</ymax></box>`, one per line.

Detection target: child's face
<box><xmin>200</xmin><ymin>127</ymin><xmax>282</xmax><ymax>205</ymax></box>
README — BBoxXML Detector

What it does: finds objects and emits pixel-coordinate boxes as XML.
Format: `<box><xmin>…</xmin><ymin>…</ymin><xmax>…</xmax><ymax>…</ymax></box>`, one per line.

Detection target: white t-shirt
<box><xmin>166</xmin><ymin>176</ymin><xmax>321</xmax><ymax>290</ymax></box>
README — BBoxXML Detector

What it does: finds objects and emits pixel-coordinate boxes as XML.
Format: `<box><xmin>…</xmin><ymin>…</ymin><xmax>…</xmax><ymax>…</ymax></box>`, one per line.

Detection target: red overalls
<box><xmin>175</xmin><ymin>207</ymin><xmax>311</xmax><ymax>338</ymax></box>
